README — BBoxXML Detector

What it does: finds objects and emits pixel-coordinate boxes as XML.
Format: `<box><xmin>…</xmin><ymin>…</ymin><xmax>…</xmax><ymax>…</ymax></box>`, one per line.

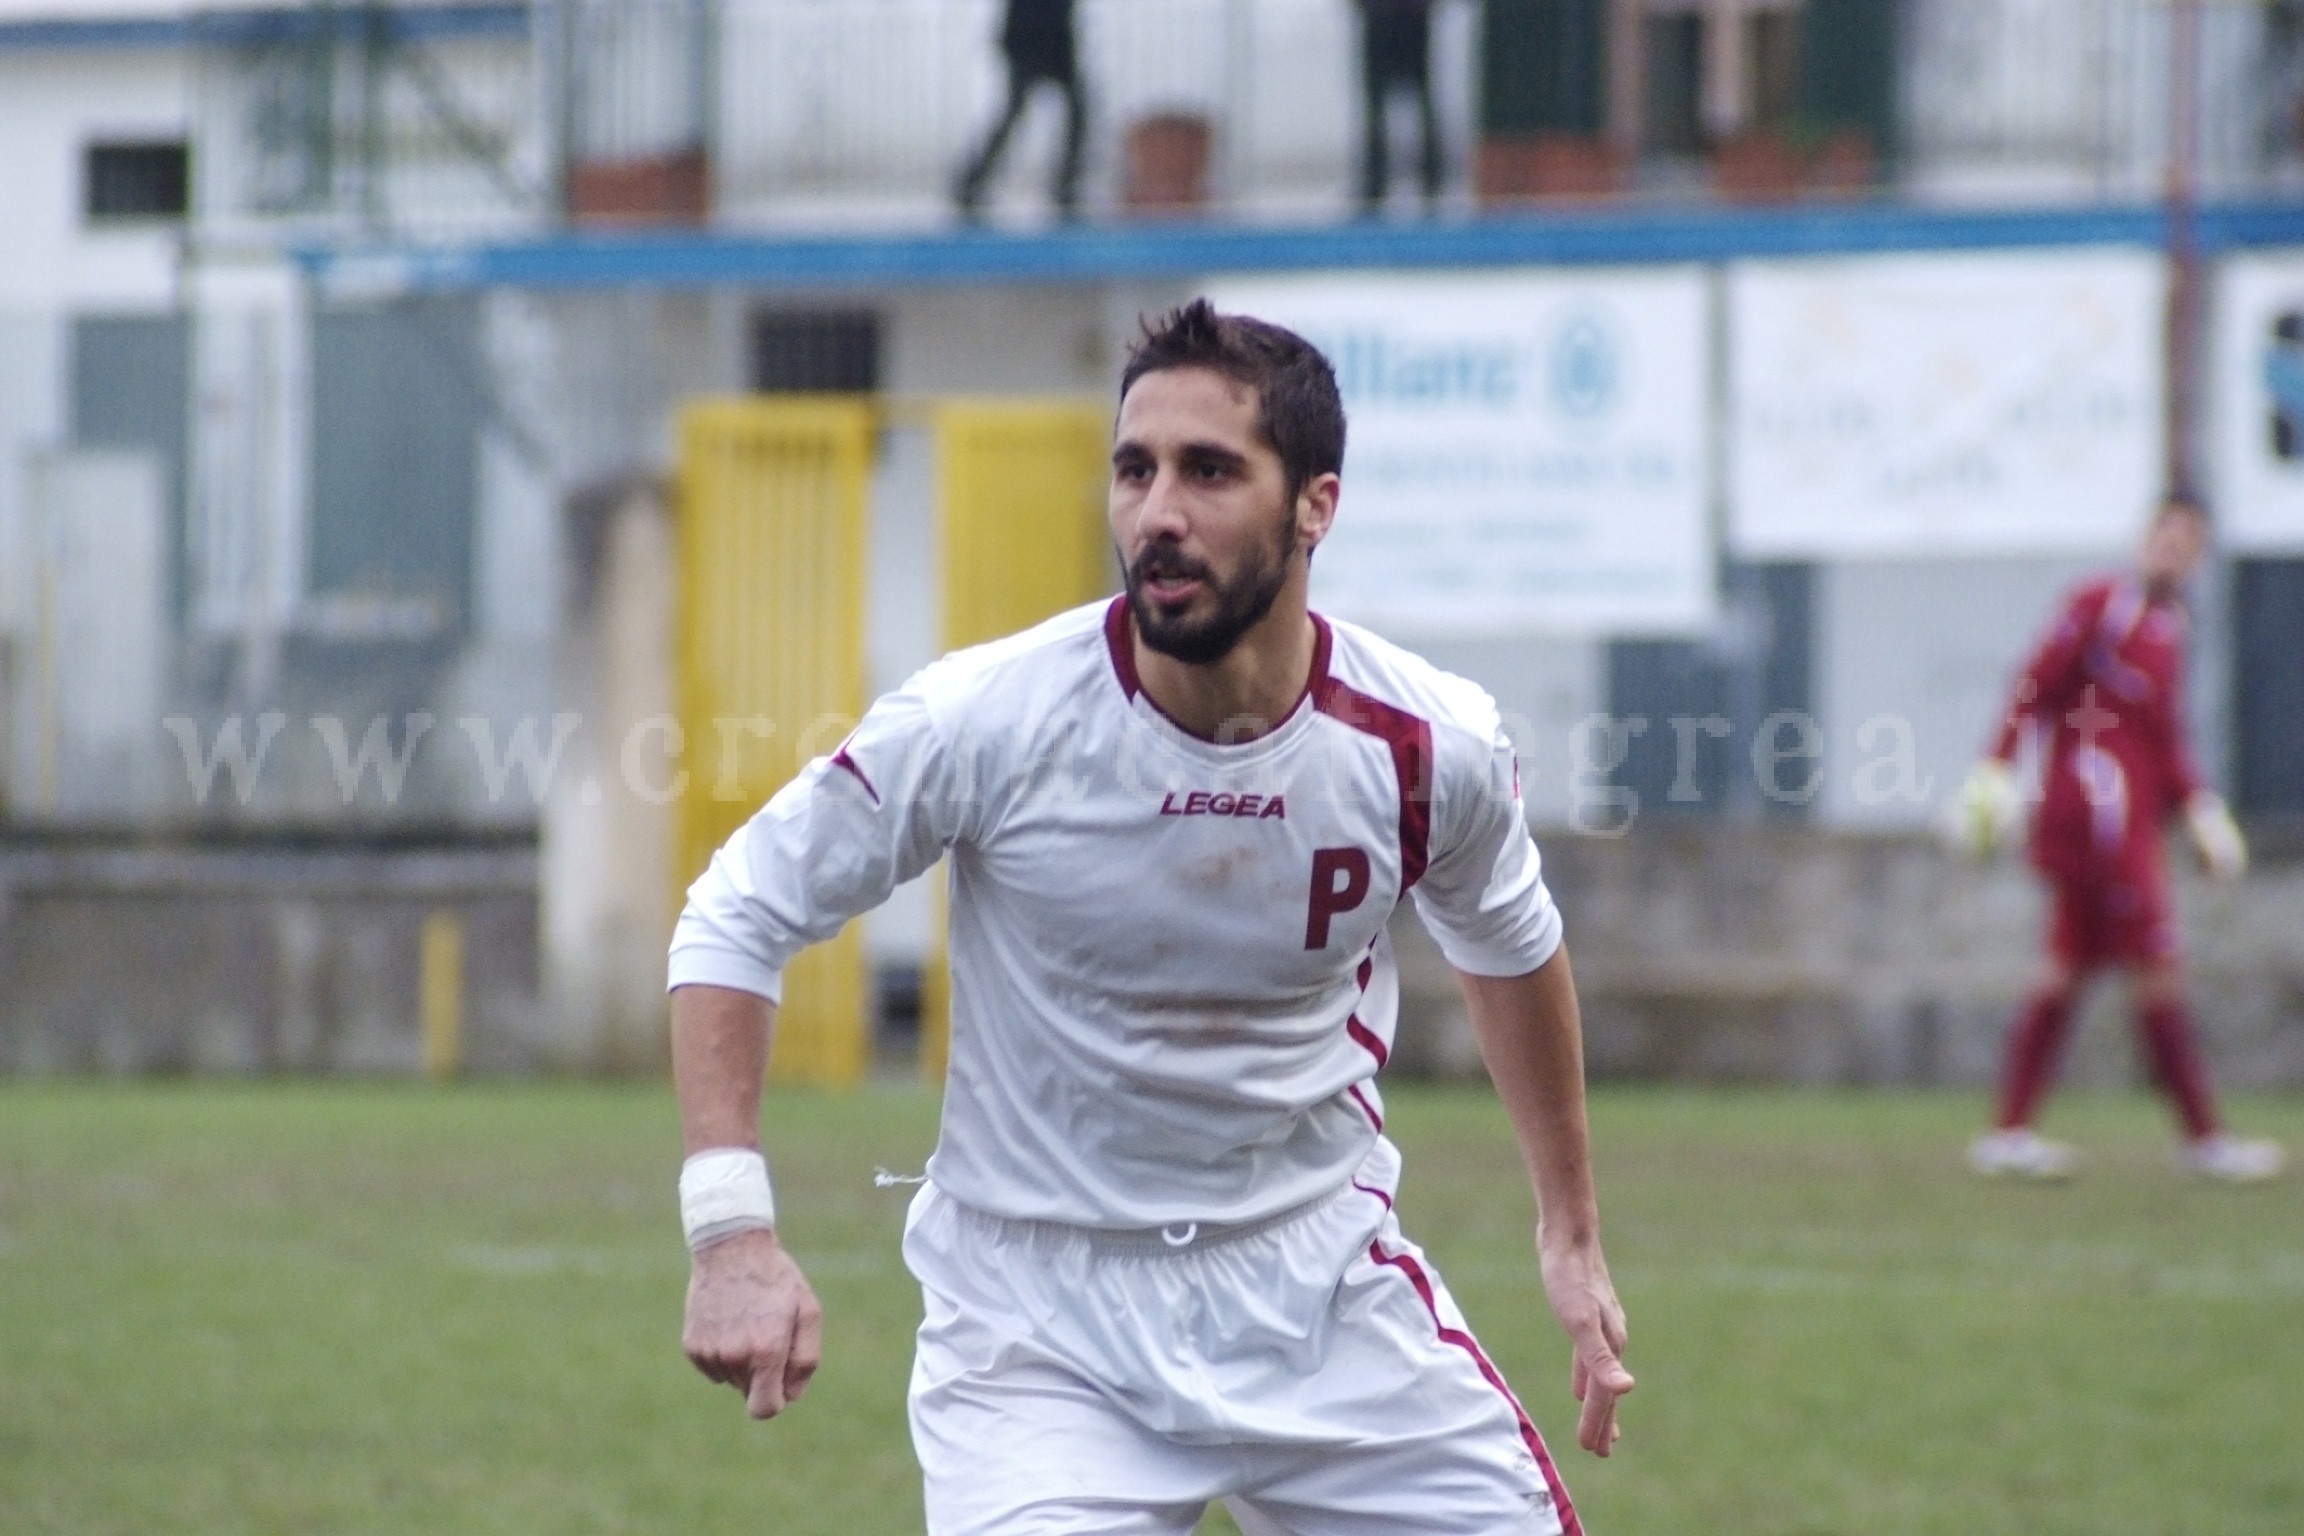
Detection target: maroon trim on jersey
<box><xmin>1312</xmin><ymin>667</ymin><xmax>1435</xmax><ymax>890</ymax></box>
<box><xmin>830</xmin><ymin>748</ymin><xmax>881</xmax><ymax>807</ymax></box>
<box><xmin>1347</xmin><ymin>1083</ymin><xmax>1385</xmax><ymax>1131</ymax></box>
<box><xmin>1102</xmin><ymin>595</ymin><xmax>1142</xmax><ymax>700</ymax></box>
<box><xmin>1368</xmin><ymin>1240</ymin><xmax>1583</xmax><ymax>1536</ymax></box>
<box><xmin>1351</xmin><ymin>1179</ymin><xmax>1394</xmax><ymax>1210</ymax></box>
<box><xmin>1345</xmin><ymin>947</ymin><xmax>1388</xmax><ymax>1066</ymax></box>
<box><xmin>1102</xmin><ymin>597</ymin><xmax>1340</xmax><ymax>744</ymax></box>
<box><xmin>1305</xmin><ymin>611</ymin><xmax>1335</xmax><ymax>695</ymax></box>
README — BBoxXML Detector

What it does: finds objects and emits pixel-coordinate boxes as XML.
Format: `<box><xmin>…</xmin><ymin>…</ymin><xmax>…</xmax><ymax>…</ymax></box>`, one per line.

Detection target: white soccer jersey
<box><xmin>669</xmin><ymin>597</ymin><xmax>1562</xmax><ymax>1229</ymax></box>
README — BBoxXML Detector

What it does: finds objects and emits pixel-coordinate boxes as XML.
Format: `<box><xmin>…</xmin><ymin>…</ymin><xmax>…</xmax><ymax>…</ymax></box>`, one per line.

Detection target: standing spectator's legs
<box><xmin>1359</xmin><ymin>61</ymin><xmax>1392</xmax><ymax>211</ymax></box>
<box><xmin>1411</xmin><ymin>68</ymin><xmax>1443</xmax><ymax>206</ymax></box>
<box><xmin>957</xmin><ymin>67</ymin><xmax>1034</xmax><ymax>218</ymax></box>
<box><xmin>1052</xmin><ymin>67</ymin><xmax>1087</xmax><ymax>218</ymax></box>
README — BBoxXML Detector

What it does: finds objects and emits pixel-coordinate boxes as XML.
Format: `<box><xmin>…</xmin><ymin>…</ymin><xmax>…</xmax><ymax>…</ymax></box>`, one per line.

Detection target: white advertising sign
<box><xmin>2212</xmin><ymin>251</ymin><xmax>2304</xmax><ymax>552</ymax></box>
<box><xmin>1208</xmin><ymin>269</ymin><xmax>1713</xmax><ymax>636</ymax></box>
<box><xmin>1728</xmin><ymin>250</ymin><xmax>2164</xmax><ymax>558</ymax></box>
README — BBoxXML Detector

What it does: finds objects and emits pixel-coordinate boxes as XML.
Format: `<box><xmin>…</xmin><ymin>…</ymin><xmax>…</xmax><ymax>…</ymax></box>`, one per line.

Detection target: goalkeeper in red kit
<box><xmin>1952</xmin><ymin>496</ymin><xmax>2284</xmax><ymax>1183</ymax></box>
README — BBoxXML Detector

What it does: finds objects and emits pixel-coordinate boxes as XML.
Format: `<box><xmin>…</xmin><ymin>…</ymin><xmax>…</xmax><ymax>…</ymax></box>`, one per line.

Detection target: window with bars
<box><xmin>85</xmin><ymin>141</ymin><xmax>190</xmax><ymax>221</ymax></box>
<box><xmin>749</xmin><ymin>309</ymin><xmax>882</xmax><ymax>395</ymax></box>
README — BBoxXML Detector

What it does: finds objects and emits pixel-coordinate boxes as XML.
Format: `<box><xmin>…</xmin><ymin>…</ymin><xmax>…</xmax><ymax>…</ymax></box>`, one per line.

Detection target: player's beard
<box><xmin>1124</xmin><ymin>509</ymin><xmax>1296</xmax><ymax>666</ymax></box>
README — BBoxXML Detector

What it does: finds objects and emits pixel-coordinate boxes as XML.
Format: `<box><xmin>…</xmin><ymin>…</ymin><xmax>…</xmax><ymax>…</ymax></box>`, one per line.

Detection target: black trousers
<box><xmin>956</xmin><ymin>61</ymin><xmax>1087</xmax><ymax>217</ymax></box>
<box><xmin>1361</xmin><ymin>61</ymin><xmax>1441</xmax><ymax>209</ymax></box>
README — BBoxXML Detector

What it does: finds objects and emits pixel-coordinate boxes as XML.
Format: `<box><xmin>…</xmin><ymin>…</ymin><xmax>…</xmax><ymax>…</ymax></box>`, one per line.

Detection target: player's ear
<box><xmin>1296</xmin><ymin>471</ymin><xmax>1340</xmax><ymax>554</ymax></box>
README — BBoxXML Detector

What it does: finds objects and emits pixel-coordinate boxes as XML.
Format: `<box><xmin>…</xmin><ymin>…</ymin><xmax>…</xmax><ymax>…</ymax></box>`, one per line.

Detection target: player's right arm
<box><xmin>674</xmin><ymin>984</ymin><xmax>820</xmax><ymax>1419</ymax></box>
<box><xmin>666</xmin><ymin>669</ymin><xmax>972</xmax><ymax>1419</ymax></box>
<box><xmin>1951</xmin><ymin>581</ymin><xmax>2105</xmax><ymax>857</ymax></box>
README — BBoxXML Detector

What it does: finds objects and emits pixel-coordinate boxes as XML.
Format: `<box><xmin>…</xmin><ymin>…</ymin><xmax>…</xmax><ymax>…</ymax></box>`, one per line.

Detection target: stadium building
<box><xmin>1</xmin><ymin>0</ymin><xmax>2301</xmax><ymax>1085</ymax></box>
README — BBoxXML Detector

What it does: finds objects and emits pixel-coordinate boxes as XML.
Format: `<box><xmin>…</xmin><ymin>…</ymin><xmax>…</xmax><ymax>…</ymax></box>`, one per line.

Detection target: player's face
<box><xmin>1110</xmin><ymin>367</ymin><xmax>1307</xmax><ymax>665</ymax></box>
<box><xmin>2139</xmin><ymin>506</ymin><xmax>2206</xmax><ymax>591</ymax></box>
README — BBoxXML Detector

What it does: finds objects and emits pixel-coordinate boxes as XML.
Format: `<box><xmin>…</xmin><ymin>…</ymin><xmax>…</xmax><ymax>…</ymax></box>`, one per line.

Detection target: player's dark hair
<box><xmin>1120</xmin><ymin>299</ymin><xmax>1346</xmax><ymax>503</ymax></box>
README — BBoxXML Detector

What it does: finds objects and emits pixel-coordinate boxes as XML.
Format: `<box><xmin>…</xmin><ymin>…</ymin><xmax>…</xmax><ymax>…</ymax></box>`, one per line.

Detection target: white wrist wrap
<box><xmin>679</xmin><ymin>1148</ymin><xmax>776</xmax><ymax>1252</ymax></box>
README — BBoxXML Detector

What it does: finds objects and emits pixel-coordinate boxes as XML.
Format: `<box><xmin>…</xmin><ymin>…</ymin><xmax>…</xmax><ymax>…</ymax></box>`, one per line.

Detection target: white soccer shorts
<box><xmin>903</xmin><ymin>1141</ymin><xmax>1581</xmax><ymax>1536</ymax></box>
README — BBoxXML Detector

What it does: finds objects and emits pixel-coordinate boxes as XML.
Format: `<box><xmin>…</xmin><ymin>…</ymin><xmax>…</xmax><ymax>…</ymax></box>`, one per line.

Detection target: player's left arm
<box><xmin>2161</xmin><ymin>652</ymin><xmax>2248</xmax><ymax>877</ymax></box>
<box><xmin>1457</xmin><ymin>952</ymin><xmax>1633</xmax><ymax>1458</ymax></box>
<box><xmin>1409</xmin><ymin>718</ymin><xmax>1631</xmax><ymax>1455</ymax></box>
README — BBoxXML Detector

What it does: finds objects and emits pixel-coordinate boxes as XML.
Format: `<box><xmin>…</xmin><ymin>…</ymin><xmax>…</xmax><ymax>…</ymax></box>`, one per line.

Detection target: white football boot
<box><xmin>2177</xmin><ymin>1134</ymin><xmax>2287</xmax><ymax>1184</ymax></box>
<box><xmin>1968</xmin><ymin>1128</ymin><xmax>2080</xmax><ymax>1181</ymax></box>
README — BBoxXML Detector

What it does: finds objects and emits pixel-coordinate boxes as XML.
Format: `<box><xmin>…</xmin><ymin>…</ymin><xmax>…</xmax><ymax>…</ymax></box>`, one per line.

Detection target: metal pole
<box><xmin>359</xmin><ymin>0</ymin><xmax>389</xmax><ymax>233</ymax></box>
<box><xmin>1223</xmin><ymin>0</ymin><xmax>1255</xmax><ymax>213</ymax></box>
<box><xmin>1606</xmin><ymin>0</ymin><xmax>1646</xmax><ymax>164</ymax></box>
<box><xmin>544</xmin><ymin>0</ymin><xmax>576</xmax><ymax>227</ymax></box>
<box><xmin>2164</xmin><ymin>0</ymin><xmax>2202</xmax><ymax>498</ymax></box>
<box><xmin>421</xmin><ymin>909</ymin><xmax>466</xmax><ymax>1081</ymax></box>
<box><xmin>1700</xmin><ymin>0</ymin><xmax>1748</xmax><ymax>144</ymax></box>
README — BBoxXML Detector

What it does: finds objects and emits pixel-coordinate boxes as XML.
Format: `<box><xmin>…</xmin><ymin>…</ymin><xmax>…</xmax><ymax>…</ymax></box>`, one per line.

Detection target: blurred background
<box><xmin>3</xmin><ymin>0</ymin><xmax>2301</xmax><ymax>1090</ymax></box>
<box><xmin>5</xmin><ymin>5</ymin><xmax>2304</xmax><ymax>1535</ymax></box>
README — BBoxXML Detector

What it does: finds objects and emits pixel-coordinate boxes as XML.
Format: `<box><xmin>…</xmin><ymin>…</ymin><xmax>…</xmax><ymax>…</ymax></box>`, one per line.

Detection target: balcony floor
<box><xmin>291</xmin><ymin>199</ymin><xmax>2304</xmax><ymax>299</ymax></box>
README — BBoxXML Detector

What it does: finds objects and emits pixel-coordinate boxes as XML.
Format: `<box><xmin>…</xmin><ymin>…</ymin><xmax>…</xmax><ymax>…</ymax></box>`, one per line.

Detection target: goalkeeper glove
<box><xmin>1945</xmin><ymin>760</ymin><xmax>2024</xmax><ymax>860</ymax></box>
<box><xmin>2185</xmin><ymin>791</ymin><xmax>2248</xmax><ymax>880</ymax></box>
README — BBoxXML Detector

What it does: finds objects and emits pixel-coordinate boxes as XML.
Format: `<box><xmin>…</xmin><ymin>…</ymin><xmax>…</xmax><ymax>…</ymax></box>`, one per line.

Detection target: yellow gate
<box><xmin>920</xmin><ymin>400</ymin><xmax>1114</xmax><ymax>1078</ymax></box>
<box><xmin>675</xmin><ymin>397</ymin><xmax>874</xmax><ymax>1089</ymax></box>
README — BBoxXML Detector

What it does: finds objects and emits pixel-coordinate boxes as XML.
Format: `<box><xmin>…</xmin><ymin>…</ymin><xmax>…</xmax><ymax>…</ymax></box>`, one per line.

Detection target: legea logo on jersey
<box><xmin>1158</xmin><ymin>790</ymin><xmax>1287</xmax><ymax>820</ymax></box>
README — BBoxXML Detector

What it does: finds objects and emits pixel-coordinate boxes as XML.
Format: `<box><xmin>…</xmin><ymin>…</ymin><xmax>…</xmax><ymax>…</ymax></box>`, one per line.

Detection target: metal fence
<box><xmin>190</xmin><ymin>5</ymin><xmax>546</xmax><ymax>243</ymax></box>
<box><xmin>181</xmin><ymin>0</ymin><xmax>2304</xmax><ymax>244</ymax></box>
<box><xmin>705</xmin><ymin>0</ymin><xmax>1478</xmax><ymax>225</ymax></box>
<box><xmin>1901</xmin><ymin>0</ymin><xmax>2302</xmax><ymax>203</ymax></box>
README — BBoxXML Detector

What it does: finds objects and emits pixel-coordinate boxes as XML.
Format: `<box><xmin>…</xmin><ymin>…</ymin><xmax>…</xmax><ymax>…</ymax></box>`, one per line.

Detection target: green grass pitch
<box><xmin>3</xmin><ymin>1081</ymin><xmax>2299</xmax><ymax>1535</ymax></box>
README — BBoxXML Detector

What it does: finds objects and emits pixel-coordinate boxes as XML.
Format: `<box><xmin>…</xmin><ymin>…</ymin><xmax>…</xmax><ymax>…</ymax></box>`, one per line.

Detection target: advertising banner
<box><xmin>1728</xmin><ymin>249</ymin><xmax>2164</xmax><ymax>558</ymax></box>
<box><xmin>2212</xmin><ymin>251</ymin><xmax>2304</xmax><ymax>552</ymax></box>
<box><xmin>1208</xmin><ymin>268</ymin><xmax>1713</xmax><ymax>636</ymax></box>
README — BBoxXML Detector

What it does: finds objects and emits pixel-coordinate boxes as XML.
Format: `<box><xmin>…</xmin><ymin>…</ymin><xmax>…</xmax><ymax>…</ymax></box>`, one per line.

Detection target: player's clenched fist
<box><xmin>683</xmin><ymin>1228</ymin><xmax>823</xmax><ymax>1419</ymax></box>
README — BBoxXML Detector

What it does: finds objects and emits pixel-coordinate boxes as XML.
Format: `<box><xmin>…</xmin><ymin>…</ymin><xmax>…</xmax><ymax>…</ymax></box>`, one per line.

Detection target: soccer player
<box><xmin>668</xmin><ymin>301</ymin><xmax>1633</xmax><ymax>1534</ymax></box>
<box><xmin>1955</xmin><ymin>496</ymin><xmax>2284</xmax><ymax>1183</ymax></box>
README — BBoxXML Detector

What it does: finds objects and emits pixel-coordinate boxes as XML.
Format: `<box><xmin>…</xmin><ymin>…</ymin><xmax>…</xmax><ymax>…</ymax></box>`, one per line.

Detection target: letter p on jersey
<box><xmin>1306</xmin><ymin>846</ymin><xmax>1373</xmax><ymax>950</ymax></box>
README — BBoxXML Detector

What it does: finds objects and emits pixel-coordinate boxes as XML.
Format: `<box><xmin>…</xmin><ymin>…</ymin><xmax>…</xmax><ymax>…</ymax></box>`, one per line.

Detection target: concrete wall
<box><xmin>0</xmin><ymin>43</ymin><xmax>185</xmax><ymax>313</ymax></box>
<box><xmin>1392</xmin><ymin>825</ymin><xmax>2304</xmax><ymax>1094</ymax></box>
<box><xmin>0</xmin><ymin>841</ymin><xmax>538</xmax><ymax>1074</ymax></box>
<box><xmin>538</xmin><ymin>479</ymin><xmax>679</xmax><ymax>1073</ymax></box>
<box><xmin>0</xmin><ymin>44</ymin><xmax>188</xmax><ymax>813</ymax></box>
<box><xmin>7</xmin><ymin>451</ymin><xmax>170</xmax><ymax>820</ymax></box>
<box><xmin>9</xmin><ymin>824</ymin><xmax>2298</xmax><ymax>1087</ymax></box>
